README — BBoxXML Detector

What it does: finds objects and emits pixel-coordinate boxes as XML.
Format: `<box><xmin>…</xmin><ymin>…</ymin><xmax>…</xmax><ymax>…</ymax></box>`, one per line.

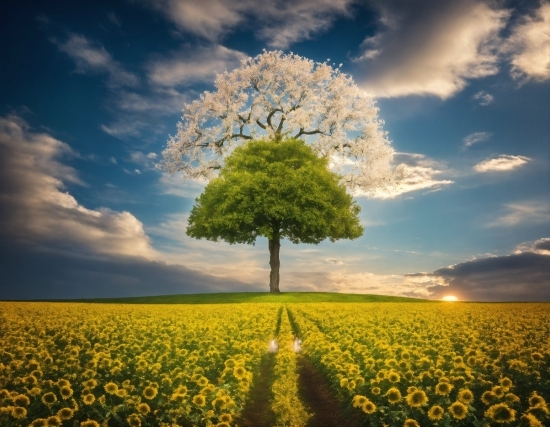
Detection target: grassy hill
<box><xmin>33</xmin><ymin>292</ymin><xmax>429</xmax><ymax>304</ymax></box>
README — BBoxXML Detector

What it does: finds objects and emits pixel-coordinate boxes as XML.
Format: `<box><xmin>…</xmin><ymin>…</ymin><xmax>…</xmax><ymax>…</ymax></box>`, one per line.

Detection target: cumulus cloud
<box><xmin>406</xmin><ymin>246</ymin><xmax>550</xmax><ymax>301</ymax></box>
<box><xmin>472</xmin><ymin>91</ymin><xmax>494</xmax><ymax>106</ymax></box>
<box><xmin>354</xmin><ymin>0</ymin><xmax>509</xmax><ymax>98</ymax></box>
<box><xmin>52</xmin><ymin>34</ymin><xmax>138</xmax><ymax>87</ymax></box>
<box><xmin>486</xmin><ymin>201</ymin><xmax>550</xmax><ymax>227</ymax></box>
<box><xmin>463</xmin><ymin>131</ymin><xmax>491</xmax><ymax>148</ymax></box>
<box><xmin>473</xmin><ymin>154</ymin><xmax>530</xmax><ymax>172</ymax></box>
<box><xmin>368</xmin><ymin>153</ymin><xmax>453</xmax><ymax>199</ymax></box>
<box><xmin>0</xmin><ymin>115</ymin><xmax>157</xmax><ymax>259</ymax></box>
<box><xmin>504</xmin><ymin>2</ymin><xmax>550</xmax><ymax>82</ymax></box>
<box><xmin>142</xmin><ymin>0</ymin><xmax>354</xmax><ymax>48</ymax></box>
<box><xmin>148</xmin><ymin>45</ymin><xmax>248</xmax><ymax>86</ymax></box>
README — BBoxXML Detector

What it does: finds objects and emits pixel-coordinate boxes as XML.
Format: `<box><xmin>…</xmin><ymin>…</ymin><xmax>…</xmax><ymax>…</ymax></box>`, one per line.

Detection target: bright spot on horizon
<box><xmin>442</xmin><ymin>295</ymin><xmax>458</xmax><ymax>301</ymax></box>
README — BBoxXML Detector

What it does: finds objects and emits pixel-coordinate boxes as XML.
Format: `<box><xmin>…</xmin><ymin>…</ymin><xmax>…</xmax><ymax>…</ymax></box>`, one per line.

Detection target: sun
<box><xmin>442</xmin><ymin>295</ymin><xmax>458</xmax><ymax>301</ymax></box>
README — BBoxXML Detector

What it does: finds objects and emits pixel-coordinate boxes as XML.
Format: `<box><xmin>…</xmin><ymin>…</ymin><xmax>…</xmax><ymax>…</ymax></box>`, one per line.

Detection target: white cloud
<box><xmin>472</xmin><ymin>91</ymin><xmax>494</xmax><ymax>106</ymax></box>
<box><xmin>0</xmin><ymin>115</ymin><xmax>158</xmax><ymax>259</ymax></box>
<box><xmin>367</xmin><ymin>153</ymin><xmax>453</xmax><ymax>199</ymax></box>
<box><xmin>515</xmin><ymin>237</ymin><xmax>550</xmax><ymax>256</ymax></box>
<box><xmin>354</xmin><ymin>0</ymin><xmax>509</xmax><ymax>99</ymax></box>
<box><xmin>463</xmin><ymin>131</ymin><xmax>491</xmax><ymax>148</ymax></box>
<box><xmin>473</xmin><ymin>154</ymin><xmax>530</xmax><ymax>172</ymax></box>
<box><xmin>148</xmin><ymin>45</ymin><xmax>248</xmax><ymax>86</ymax></box>
<box><xmin>53</xmin><ymin>34</ymin><xmax>138</xmax><ymax>87</ymax></box>
<box><xmin>504</xmin><ymin>2</ymin><xmax>550</xmax><ymax>82</ymax></box>
<box><xmin>486</xmin><ymin>201</ymin><xmax>550</xmax><ymax>227</ymax></box>
<box><xmin>143</xmin><ymin>0</ymin><xmax>354</xmax><ymax>48</ymax></box>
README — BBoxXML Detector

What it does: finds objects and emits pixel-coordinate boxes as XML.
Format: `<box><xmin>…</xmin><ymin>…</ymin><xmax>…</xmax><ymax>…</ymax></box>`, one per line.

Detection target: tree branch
<box><xmin>266</xmin><ymin>108</ymin><xmax>282</xmax><ymax>130</ymax></box>
<box><xmin>294</xmin><ymin>127</ymin><xmax>323</xmax><ymax>138</ymax></box>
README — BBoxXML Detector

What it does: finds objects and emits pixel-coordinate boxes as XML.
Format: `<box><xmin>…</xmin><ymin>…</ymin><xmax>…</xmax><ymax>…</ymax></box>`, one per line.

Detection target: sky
<box><xmin>1</xmin><ymin>0</ymin><xmax>549</xmax><ymax>301</ymax></box>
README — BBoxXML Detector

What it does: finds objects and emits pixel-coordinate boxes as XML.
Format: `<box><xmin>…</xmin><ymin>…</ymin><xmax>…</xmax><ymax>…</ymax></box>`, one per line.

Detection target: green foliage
<box><xmin>186</xmin><ymin>138</ymin><xmax>364</xmax><ymax>245</ymax></box>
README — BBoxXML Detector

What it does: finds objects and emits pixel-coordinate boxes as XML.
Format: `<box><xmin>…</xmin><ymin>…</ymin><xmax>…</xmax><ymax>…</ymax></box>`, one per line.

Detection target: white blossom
<box><xmin>159</xmin><ymin>50</ymin><xmax>401</xmax><ymax>195</ymax></box>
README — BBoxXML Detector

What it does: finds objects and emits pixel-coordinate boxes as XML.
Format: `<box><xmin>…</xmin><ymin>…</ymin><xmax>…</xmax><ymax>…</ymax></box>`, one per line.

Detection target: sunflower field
<box><xmin>0</xmin><ymin>303</ymin><xmax>279</xmax><ymax>427</ymax></box>
<box><xmin>289</xmin><ymin>303</ymin><xmax>550</xmax><ymax>427</ymax></box>
<box><xmin>0</xmin><ymin>301</ymin><xmax>548</xmax><ymax>427</ymax></box>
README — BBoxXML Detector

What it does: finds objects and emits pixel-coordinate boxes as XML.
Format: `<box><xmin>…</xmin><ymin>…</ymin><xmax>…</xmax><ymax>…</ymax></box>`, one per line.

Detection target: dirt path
<box><xmin>235</xmin><ymin>353</ymin><xmax>277</xmax><ymax>427</ymax></box>
<box><xmin>297</xmin><ymin>356</ymin><xmax>364</xmax><ymax>427</ymax></box>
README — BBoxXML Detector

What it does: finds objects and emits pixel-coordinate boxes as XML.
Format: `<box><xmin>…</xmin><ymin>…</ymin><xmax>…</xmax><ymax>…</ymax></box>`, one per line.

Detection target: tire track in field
<box><xmin>235</xmin><ymin>306</ymin><xmax>282</xmax><ymax>426</ymax></box>
<box><xmin>287</xmin><ymin>307</ymin><xmax>364</xmax><ymax>427</ymax></box>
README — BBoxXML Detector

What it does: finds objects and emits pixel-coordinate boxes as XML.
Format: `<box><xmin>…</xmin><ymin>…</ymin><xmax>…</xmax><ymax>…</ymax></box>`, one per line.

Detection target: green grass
<box><xmin>28</xmin><ymin>292</ymin><xmax>429</xmax><ymax>304</ymax></box>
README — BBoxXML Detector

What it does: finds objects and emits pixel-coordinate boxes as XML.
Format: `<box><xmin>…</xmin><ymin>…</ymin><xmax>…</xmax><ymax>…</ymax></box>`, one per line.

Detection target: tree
<box><xmin>159</xmin><ymin>50</ymin><xmax>401</xmax><ymax>195</ymax></box>
<box><xmin>186</xmin><ymin>139</ymin><xmax>363</xmax><ymax>293</ymax></box>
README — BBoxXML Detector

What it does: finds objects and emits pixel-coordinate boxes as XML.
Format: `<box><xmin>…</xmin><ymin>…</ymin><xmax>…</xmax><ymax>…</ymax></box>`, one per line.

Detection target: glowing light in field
<box><xmin>442</xmin><ymin>295</ymin><xmax>458</xmax><ymax>301</ymax></box>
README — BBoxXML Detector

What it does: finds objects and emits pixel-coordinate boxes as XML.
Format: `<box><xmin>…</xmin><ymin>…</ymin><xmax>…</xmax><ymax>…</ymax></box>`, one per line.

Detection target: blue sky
<box><xmin>1</xmin><ymin>0</ymin><xmax>549</xmax><ymax>301</ymax></box>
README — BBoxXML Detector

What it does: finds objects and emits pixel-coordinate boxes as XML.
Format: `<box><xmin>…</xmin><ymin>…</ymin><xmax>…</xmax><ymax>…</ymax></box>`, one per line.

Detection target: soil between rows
<box><xmin>297</xmin><ymin>355</ymin><xmax>364</xmax><ymax>427</ymax></box>
<box><xmin>236</xmin><ymin>353</ymin><xmax>277</xmax><ymax>427</ymax></box>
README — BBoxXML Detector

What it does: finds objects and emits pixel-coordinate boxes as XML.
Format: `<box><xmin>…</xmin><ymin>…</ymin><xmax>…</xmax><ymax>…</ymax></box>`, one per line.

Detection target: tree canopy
<box><xmin>187</xmin><ymin>138</ymin><xmax>363</xmax><ymax>245</ymax></box>
<box><xmin>159</xmin><ymin>50</ymin><xmax>401</xmax><ymax>195</ymax></box>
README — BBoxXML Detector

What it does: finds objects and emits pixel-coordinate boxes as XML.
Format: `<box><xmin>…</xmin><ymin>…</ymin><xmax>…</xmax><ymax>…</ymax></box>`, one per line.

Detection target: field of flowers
<box><xmin>0</xmin><ymin>303</ymin><xmax>280</xmax><ymax>427</ymax></box>
<box><xmin>288</xmin><ymin>303</ymin><xmax>550</xmax><ymax>427</ymax></box>
<box><xmin>0</xmin><ymin>301</ymin><xmax>548</xmax><ymax>427</ymax></box>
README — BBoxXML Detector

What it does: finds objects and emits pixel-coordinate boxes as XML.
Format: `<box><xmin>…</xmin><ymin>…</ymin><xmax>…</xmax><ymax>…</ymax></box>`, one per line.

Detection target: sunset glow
<box><xmin>442</xmin><ymin>295</ymin><xmax>458</xmax><ymax>301</ymax></box>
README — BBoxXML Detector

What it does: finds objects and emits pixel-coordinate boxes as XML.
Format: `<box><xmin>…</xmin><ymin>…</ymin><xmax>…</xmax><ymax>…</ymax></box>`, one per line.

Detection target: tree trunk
<box><xmin>268</xmin><ymin>230</ymin><xmax>281</xmax><ymax>293</ymax></box>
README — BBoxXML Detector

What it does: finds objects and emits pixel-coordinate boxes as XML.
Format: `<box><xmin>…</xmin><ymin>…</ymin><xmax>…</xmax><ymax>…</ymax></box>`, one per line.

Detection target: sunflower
<box><xmin>386</xmin><ymin>387</ymin><xmax>402</xmax><ymax>404</ymax></box>
<box><xmin>482</xmin><ymin>391</ymin><xmax>498</xmax><ymax>405</ymax></box>
<box><xmin>403</xmin><ymin>419</ymin><xmax>420</xmax><ymax>427</ymax></box>
<box><xmin>57</xmin><ymin>379</ymin><xmax>70</xmax><ymax>388</ymax></box>
<box><xmin>57</xmin><ymin>408</ymin><xmax>74</xmax><ymax>420</ymax></box>
<box><xmin>116</xmin><ymin>388</ymin><xmax>127</xmax><ymax>398</ymax></box>
<box><xmin>388</xmin><ymin>372</ymin><xmax>400</xmax><ymax>383</ymax></box>
<box><xmin>485</xmin><ymin>403</ymin><xmax>516</xmax><ymax>423</ymax></box>
<box><xmin>233</xmin><ymin>366</ymin><xmax>246</xmax><ymax>380</ymax></box>
<box><xmin>215</xmin><ymin>423</ymin><xmax>230</xmax><ymax>427</ymax></box>
<box><xmin>530</xmin><ymin>352</ymin><xmax>543</xmax><ymax>362</ymax></box>
<box><xmin>528</xmin><ymin>393</ymin><xmax>546</xmax><ymax>408</ymax></box>
<box><xmin>371</xmin><ymin>387</ymin><xmax>381</xmax><ymax>395</ymax></box>
<box><xmin>435</xmin><ymin>382</ymin><xmax>453</xmax><ymax>396</ymax></box>
<box><xmin>428</xmin><ymin>405</ymin><xmax>444</xmax><ymax>421</ymax></box>
<box><xmin>492</xmin><ymin>386</ymin><xmax>505</xmax><ymax>398</ymax></box>
<box><xmin>59</xmin><ymin>386</ymin><xmax>73</xmax><ymax>400</ymax></box>
<box><xmin>14</xmin><ymin>394</ymin><xmax>30</xmax><ymax>406</ymax></box>
<box><xmin>376</xmin><ymin>371</ymin><xmax>385</xmax><ymax>380</ymax></box>
<box><xmin>12</xmin><ymin>406</ymin><xmax>27</xmax><ymax>419</ymax></box>
<box><xmin>104</xmin><ymin>382</ymin><xmax>118</xmax><ymax>394</ymax></box>
<box><xmin>449</xmin><ymin>401</ymin><xmax>468</xmax><ymax>420</ymax></box>
<box><xmin>30</xmin><ymin>420</ymin><xmax>48</xmax><ymax>427</ymax></box>
<box><xmin>362</xmin><ymin>400</ymin><xmax>376</xmax><ymax>414</ymax></box>
<box><xmin>28</xmin><ymin>387</ymin><xmax>41</xmax><ymax>396</ymax></box>
<box><xmin>137</xmin><ymin>403</ymin><xmax>150</xmax><ymax>415</ymax></box>
<box><xmin>458</xmin><ymin>389</ymin><xmax>474</xmax><ymax>404</ymax></box>
<box><xmin>193</xmin><ymin>394</ymin><xmax>206</xmax><ymax>406</ymax></box>
<box><xmin>46</xmin><ymin>416</ymin><xmax>62</xmax><ymax>427</ymax></box>
<box><xmin>83</xmin><ymin>394</ymin><xmax>95</xmax><ymax>405</ymax></box>
<box><xmin>197</xmin><ymin>376</ymin><xmax>209</xmax><ymax>387</ymax></box>
<box><xmin>499</xmin><ymin>377</ymin><xmax>513</xmax><ymax>391</ymax></box>
<box><xmin>143</xmin><ymin>386</ymin><xmax>158</xmax><ymax>400</ymax></box>
<box><xmin>42</xmin><ymin>392</ymin><xmax>57</xmax><ymax>406</ymax></box>
<box><xmin>127</xmin><ymin>414</ymin><xmax>141</xmax><ymax>427</ymax></box>
<box><xmin>504</xmin><ymin>393</ymin><xmax>520</xmax><ymax>404</ymax></box>
<box><xmin>219</xmin><ymin>413</ymin><xmax>232</xmax><ymax>423</ymax></box>
<box><xmin>406</xmin><ymin>389</ymin><xmax>428</xmax><ymax>408</ymax></box>
<box><xmin>352</xmin><ymin>395</ymin><xmax>368</xmax><ymax>408</ymax></box>
<box><xmin>519</xmin><ymin>413</ymin><xmax>544</xmax><ymax>427</ymax></box>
